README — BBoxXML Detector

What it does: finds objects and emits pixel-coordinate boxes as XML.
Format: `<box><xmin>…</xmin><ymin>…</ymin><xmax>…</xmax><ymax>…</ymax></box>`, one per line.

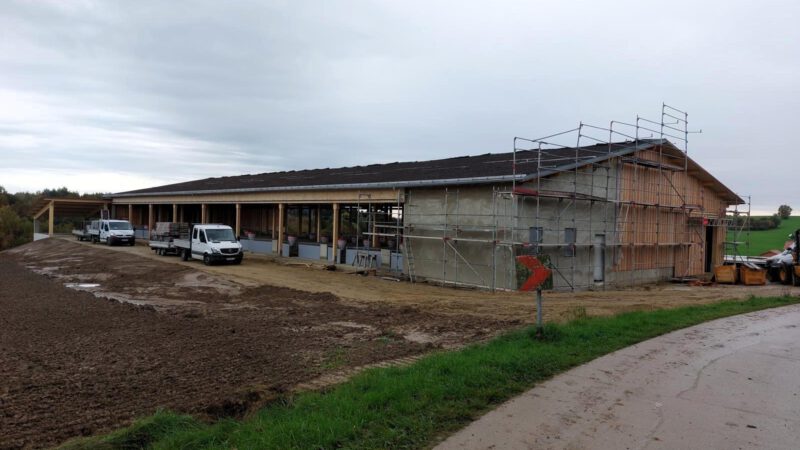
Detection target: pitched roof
<box><xmin>112</xmin><ymin>139</ymin><xmax>742</xmax><ymax>203</ymax></box>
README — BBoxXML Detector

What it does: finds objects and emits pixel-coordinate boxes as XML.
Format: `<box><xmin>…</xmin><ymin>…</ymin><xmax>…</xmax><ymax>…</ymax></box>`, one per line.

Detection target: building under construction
<box><xmin>104</xmin><ymin>105</ymin><xmax>746</xmax><ymax>291</ymax></box>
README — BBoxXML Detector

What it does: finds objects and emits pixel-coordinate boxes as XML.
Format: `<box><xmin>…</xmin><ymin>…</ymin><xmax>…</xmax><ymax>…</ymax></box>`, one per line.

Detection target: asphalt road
<box><xmin>437</xmin><ymin>304</ymin><xmax>800</xmax><ymax>450</ymax></box>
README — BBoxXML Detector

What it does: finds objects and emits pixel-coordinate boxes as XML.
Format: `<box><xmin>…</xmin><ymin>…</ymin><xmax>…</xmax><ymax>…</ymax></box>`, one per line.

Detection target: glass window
<box><xmin>205</xmin><ymin>228</ymin><xmax>236</xmax><ymax>242</ymax></box>
<box><xmin>109</xmin><ymin>221</ymin><xmax>132</xmax><ymax>230</ymax></box>
<box><xmin>564</xmin><ymin>228</ymin><xmax>576</xmax><ymax>257</ymax></box>
<box><xmin>529</xmin><ymin>226</ymin><xmax>543</xmax><ymax>254</ymax></box>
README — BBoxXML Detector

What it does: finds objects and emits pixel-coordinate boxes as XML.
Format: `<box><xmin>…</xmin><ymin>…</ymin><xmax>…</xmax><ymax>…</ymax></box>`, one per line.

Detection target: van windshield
<box><xmin>205</xmin><ymin>228</ymin><xmax>236</xmax><ymax>242</ymax></box>
<box><xmin>109</xmin><ymin>222</ymin><xmax>133</xmax><ymax>230</ymax></box>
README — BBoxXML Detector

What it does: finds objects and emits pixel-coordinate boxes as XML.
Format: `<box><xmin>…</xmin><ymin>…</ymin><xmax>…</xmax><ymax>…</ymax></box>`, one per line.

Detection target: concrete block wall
<box><xmin>402</xmin><ymin>160</ymin><xmax>676</xmax><ymax>290</ymax></box>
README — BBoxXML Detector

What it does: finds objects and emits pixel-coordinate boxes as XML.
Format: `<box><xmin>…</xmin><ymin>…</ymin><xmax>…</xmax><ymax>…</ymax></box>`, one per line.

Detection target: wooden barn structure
<box><xmin>108</xmin><ymin>107</ymin><xmax>746</xmax><ymax>290</ymax></box>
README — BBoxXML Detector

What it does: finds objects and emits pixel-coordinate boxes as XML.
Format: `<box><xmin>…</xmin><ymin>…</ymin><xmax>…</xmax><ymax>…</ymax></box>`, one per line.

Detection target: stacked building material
<box><xmin>151</xmin><ymin>222</ymin><xmax>189</xmax><ymax>241</ymax></box>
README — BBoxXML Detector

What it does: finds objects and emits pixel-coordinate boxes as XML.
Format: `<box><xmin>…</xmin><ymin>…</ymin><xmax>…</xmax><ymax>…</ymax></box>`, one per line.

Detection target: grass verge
<box><xmin>728</xmin><ymin>216</ymin><xmax>800</xmax><ymax>256</ymax></box>
<box><xmin>61</xmin><ymin>295</ymin><xmax>799</xmax><ymax>450</ymax></box>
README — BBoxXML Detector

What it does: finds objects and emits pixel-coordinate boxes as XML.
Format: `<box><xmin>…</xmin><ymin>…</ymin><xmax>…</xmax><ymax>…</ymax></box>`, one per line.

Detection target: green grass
<box><xmin>61</xmin><ymin>296</ymin><xmax>800</xmax><ymax>450</ymax></box>
<box><xmin>729</xmin><ymin>216</ymin><xmax>800</xmax><ymax>256</ymax></box>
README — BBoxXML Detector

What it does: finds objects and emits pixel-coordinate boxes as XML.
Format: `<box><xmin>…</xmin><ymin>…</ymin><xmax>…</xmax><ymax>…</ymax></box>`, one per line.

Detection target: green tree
<box><xmin>0</xmin><ymin>205</ymin><xmax>33</xmax><ymax>250</ymax></box>
<box><xmin>778</xmin><ymin>204</ymin><xmax>792</xmax><ymax>219</ymax></box>
<box><xmin>0</xmin><ymin>185</ymin><xmax>8</xmax><ymax>207</ymax></box>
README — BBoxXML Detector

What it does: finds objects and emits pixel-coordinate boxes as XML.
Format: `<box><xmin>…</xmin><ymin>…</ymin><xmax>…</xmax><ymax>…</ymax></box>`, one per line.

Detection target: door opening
<box><xmin>704</xmin><ymin>226</ymin><xmax>715</xmax><ymax>273</ymax></box>
<box><xmin>594</xmin><ymin>234</ymin><xmax>605</xmax><ymax>282</ymax></box>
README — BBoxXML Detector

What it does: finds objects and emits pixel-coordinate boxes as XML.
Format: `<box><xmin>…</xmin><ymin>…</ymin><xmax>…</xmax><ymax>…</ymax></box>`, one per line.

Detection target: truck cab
<box><xmin>179</xmin><ymin>224</ymin><xmax>243</xmax><ymax>265</ymax></box>
<box><xmin>91</xmin><ymin>219</ymin><xmax>135</xmax><ymax>246</ymax></box>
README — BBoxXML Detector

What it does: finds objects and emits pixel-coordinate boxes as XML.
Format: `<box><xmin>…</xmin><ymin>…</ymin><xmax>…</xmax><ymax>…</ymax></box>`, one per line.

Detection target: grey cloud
<box><xmin>0</xmin><ymin>0</ymin><xmax>797</xmax><ymax>212</ymax></box>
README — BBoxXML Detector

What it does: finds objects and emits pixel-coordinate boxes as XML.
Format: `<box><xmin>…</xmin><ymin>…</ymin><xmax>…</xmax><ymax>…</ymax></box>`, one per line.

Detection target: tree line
<box><xmin>0</xmin><ymin>186</ymin><xmax>105</xmax><ymax>251</ymax></box>
<box><xmin>729</xmin><ymin>204</ymin><xmax>792</xmax><ymax>231</ymax></box>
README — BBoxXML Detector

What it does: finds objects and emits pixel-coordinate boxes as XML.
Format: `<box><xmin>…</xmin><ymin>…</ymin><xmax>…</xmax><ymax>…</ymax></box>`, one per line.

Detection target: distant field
<box><xmin>728</xmin><ymin>216</ymin><xmax>800</xmax><ymax>256</ymax></box>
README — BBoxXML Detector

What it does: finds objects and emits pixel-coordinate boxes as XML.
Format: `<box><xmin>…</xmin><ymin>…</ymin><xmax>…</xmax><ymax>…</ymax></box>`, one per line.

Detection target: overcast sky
<box><xmin>1</xmin><ymin>1</ymin><xmax>797</xmax><ymax>213</ymax></box>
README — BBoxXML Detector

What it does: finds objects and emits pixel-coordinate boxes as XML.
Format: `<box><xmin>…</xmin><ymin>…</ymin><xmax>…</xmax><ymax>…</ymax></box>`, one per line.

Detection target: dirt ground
<box><xmin>2</xmin><ymin>238</ymin><xmax>796</xmax><ymax>449</ymax></box>
<box><xmin>1</xmin><ymin>240</ymin><xmax>514</xmax><ymax>449</ymax></box>
<box><xmin>52</xmin><ymin>237</ymin><xmax>800</xmax><ymax>323</ymax></box>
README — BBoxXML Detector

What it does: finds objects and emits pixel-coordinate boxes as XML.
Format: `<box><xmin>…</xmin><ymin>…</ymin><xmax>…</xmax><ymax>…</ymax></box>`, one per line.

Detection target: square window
<box><xmin>564</xmin><ymin>227</ymin><xmax>576</xmax><ymax>257</ymax></box>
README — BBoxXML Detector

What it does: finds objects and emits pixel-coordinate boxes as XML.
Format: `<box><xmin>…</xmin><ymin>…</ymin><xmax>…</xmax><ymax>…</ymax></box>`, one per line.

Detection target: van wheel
<box><xmin>203</xmin><ymin>254</ymin><xmax>212</xmax><ymax>266</ymax></box>
<box><xmin>793</xmin><ymin>268</ymin><xmax>800</xmax><ymax>287</ymax></box>
<box><xmin>766</xmin><ymin>268</ymin><xmax>778</xmax><ymax>283</ymax></box>
<box><xmin>181</xmin><ymin>249</ymin><xmax>189</xmax><ymax>261</ymax></box>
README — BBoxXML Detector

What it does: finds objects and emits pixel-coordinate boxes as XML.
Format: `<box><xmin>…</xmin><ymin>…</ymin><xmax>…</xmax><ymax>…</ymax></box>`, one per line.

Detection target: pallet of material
<box><xmin>152</xmin><ymin>222</ymin><xmax>189</xmax><ymax>240</ymax></box>
<box><xmin>713</xmin><ymin>265</ymin><xmax>738</xmax><ymax>284</ymax></box>
<box><xmin>739</xmin><ymin>263</ymin><xmax>766</xmax><ymax>286</ymax></box>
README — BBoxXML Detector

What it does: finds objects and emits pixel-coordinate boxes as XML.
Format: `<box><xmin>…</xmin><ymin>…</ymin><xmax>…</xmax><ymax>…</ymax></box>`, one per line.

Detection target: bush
<box><xmin>0</xmin><ymin>206</ymin><xmax>33</xmax><ymax>250</ymax></box>
<box><xmin>779</xmin><ymin>205</ymin><xmax>792</xmax><ymax>219</ymax></box>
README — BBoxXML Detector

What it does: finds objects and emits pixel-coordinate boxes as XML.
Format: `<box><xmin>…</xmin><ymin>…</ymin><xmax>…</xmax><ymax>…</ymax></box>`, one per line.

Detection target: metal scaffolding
<box><xmin>401</xmin><ymin>104</ymin><xmax>748</xmax><ymax>291</ymax></box>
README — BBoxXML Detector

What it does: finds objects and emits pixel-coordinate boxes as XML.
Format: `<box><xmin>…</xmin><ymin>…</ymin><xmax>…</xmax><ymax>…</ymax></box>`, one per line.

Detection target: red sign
<box><xmin>516</xmin><ymin>255</ymin><xmax>552</xmax><ymax>291</ymax></box>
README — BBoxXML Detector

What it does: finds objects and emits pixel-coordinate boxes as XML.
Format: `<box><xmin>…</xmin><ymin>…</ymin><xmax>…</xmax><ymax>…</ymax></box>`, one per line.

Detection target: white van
<box><xmin>173</xmin><ymin>224</ymin><xmax>243</xmax><ymax>265</ymax></box>
<box><xmin>89</xmin><ymin>219</ymin><xmax>135</xmax><ymax>246</ymax></box>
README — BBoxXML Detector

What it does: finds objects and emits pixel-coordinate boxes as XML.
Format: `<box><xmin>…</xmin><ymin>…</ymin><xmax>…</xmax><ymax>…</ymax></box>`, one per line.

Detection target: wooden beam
<box><xmin>277</xmin><ymin>203</ymin><xmax>285</xmax><ymax>255</ymax></box>
<box><xmin>33</xmin><ymin>202</ymin><xmax>51</xmax><ymax>220</ymax></box>
<box><xmin>111</xmin><ymin>188</ymin><xmax>404</xmax><ymax>205</ymax></box>
<box><xmin>128</xmin><ymin>204</ymin><xmax>133</xmax><ymax>222</ymax></box>
<box><xmin>332</xmin><ymin>203</ymin><xmax>340</xmax><ymax>262</ymax></box>
<box><xmin>48</xmin><ymin>201</ymin><xmax>54</xmax><ymax>237</ymax></box>
<box><xmin>201</xmin><ymin>204</ymin><xmax>207</xmax><ymax>224</ymax></box>
<box><xmin>148</xmin><ymin>204</ymin><xmax>154</xmax><ymax>239</ymax></box>
<box><xmin>235</xmin><ymin>203</ymin><xmax>241</xmax><ymax>238</ymax></box>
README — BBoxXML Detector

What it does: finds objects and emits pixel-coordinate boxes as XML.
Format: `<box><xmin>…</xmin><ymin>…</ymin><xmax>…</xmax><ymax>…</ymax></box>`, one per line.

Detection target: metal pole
<box><xmin>536</xmin><ymin>288</ymin><xmax>543</xmax><ymax>338</ymax></box>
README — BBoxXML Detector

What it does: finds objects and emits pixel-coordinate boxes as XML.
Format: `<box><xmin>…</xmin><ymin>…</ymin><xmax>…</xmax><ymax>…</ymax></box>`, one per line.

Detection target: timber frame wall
<box><xmin>402</xmin><ymin>105</ymin><xmax>744</xmax><ymax>291</ymax></box>
<box><xmin>108</xmin><ymin>105</ymin><xmax>744</xmax><ymax>291</ymax></box>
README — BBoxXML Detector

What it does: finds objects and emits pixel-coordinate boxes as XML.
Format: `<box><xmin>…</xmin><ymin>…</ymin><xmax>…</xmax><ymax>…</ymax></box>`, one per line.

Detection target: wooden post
<box><xmin>148</xmin><ymin>204</ymin><xmax>154</xmax><ymax>239</ymax></box>
<box><xmin>371</xmin><ymin>206</ymin><xmax>378</xmax><ymax>248</ymax></box>
<box><xmin>128</xmin><ymin>204</ymin><xmax>133</xmax><ymax>222</ymax></box>
<box><xmin>277</xmin><ymin>203</ymin><xmax>285</xmax><ymax>255</ymax></box>
<box><xmin>316</xmin><ymin>205</ymin><xmax>321</xmax><ymax>242</ymax></box>
<box><xmin>332</xmin><ymin>203</ymin><xmax>340</xmax><ymax>262</ymax></box>
<box><xmin>172</xmin><ymin>204</ymin><xmax>178</xmax><ymax>222</ymax></box>
<box><xmin>201</xmin><ymin>204</ymin><xmax>207</xmax><ymax>224</ymax></box>
<box><xmin>235</xmin><ymin>203</ymin><xmax>241</xmax><ymax>239</ymax></box>
<box><xmin>48</xmin><ymin>201</ymin><xmax>54</xmax><ymax>237</ymax></box>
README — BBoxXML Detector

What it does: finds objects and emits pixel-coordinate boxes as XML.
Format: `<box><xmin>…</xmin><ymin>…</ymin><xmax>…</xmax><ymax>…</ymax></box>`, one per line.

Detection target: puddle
<box><xmin>403</xmin><ymin>330</ymin><xmax>438</xmax><ymax>344</ymax></box>
<box><xmin>65</xmin><ymin>283</ymin><xmax>101</xmax><ymax>290</ymax></box>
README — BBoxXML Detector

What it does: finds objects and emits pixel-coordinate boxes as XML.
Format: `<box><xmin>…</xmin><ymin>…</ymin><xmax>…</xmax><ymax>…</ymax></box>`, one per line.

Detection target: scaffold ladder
<box><xmin>403</xmin><ymin>237</ymin><xmax>416</xmax><ymax>284</ymax></box>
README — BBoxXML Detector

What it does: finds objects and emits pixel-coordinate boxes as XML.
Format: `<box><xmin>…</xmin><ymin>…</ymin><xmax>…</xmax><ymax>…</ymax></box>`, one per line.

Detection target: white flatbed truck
<box><xmin>72</xmin><ymin>227</ymin><xmax>91</xmax><ymax>241</ymax></box>
<box><xmin>150</xmin><ymin>223</ymin><xmax>243</xmax><ymax>265</ymax></box>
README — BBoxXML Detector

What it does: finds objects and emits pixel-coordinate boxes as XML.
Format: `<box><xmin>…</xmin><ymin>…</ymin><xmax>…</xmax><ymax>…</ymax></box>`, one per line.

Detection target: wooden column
<box><xmin>316</xmin><ymin>205</ymin><xmax>321</xmax><ymax>242</ymax></box>
<box><xmin>48</xmin><ymin>201</ymin><xmax>54</xmax><ymax>237</ymax></box>
<box><xmin>128</xmin><ymin>204</ymin><xmax>133</xmax><ymax>222</ymax></box>
<box><xmin>201</xmin><ymin>204</ymin><xmax>207</xmax><ymax>224</ymax></box>
<box><xmin>235</xmin><ymin>203</ymin><xmax>241</xmax><ymax>238</ymax></box>
<box><xmin>277</xmin><ymin>203</ymin><xmax>285</xmax><ymax>255</ymax></box>
<box><xmin>172</xmin><ymin>204</ymin><xmax>178</xmax><ymax>222</ymax></box>
<box><xmin>332</xmin><ymin>203</ymin><xmax>340</xmax><ymax>261</ymax></box>
<box><xmin>148</xmin><ymin>204</ymin><xmax>154</xmax><ymax>239</ymax></box>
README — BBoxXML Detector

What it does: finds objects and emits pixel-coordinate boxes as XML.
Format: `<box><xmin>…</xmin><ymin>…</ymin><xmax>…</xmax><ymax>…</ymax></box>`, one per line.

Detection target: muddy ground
<box><xmin>2</xmin><ymin>239</ymin><xmax>796</xmax><ymax>449</ymax></box>
<box><xmin>0</xmin><ymin>240</ymin><xmax>514</xmax><ymax>449</ymax></box>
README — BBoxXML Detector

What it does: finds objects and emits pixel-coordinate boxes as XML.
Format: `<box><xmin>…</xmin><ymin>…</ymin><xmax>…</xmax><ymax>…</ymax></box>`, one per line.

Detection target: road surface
<box><xmin>437</xmin><ymin>304</ymin><xmax>800</xmax><ymax>449</ymax></box>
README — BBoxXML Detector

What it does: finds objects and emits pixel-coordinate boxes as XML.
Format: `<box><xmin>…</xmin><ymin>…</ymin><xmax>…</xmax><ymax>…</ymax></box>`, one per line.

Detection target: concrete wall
<box><xmin>403</xmin><ymin>160</ymin><xmax>673</xmax><ymax>290</ymax></box>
